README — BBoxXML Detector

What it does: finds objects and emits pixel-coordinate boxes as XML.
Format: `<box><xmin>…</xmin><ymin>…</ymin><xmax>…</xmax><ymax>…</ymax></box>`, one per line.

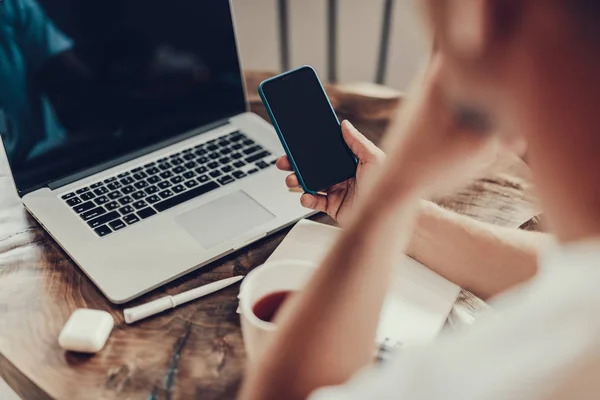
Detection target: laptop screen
<box><xmin>0</xmin><ymin>0</ymin><xmax>246</xmax><ymax>194</ymax></box>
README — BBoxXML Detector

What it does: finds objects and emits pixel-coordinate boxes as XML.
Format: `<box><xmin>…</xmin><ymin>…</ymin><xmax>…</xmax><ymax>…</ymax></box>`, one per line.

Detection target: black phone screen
<box><xmin>261</xmin><ymin>67</ymin><xmax>357</xmax><ymax>192</ymax></box>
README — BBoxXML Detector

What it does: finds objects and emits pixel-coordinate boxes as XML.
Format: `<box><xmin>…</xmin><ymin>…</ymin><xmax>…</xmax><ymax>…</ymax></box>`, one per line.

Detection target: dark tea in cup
<box><xmin>252</xmin><ymin>290</ymin><xmax>295</xmax><ymax>322</ymax></box>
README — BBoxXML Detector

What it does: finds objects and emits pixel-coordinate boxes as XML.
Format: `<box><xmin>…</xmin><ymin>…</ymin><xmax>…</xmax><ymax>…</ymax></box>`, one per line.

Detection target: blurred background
<box><xmin>232</xmin><ymin>0</ymin><xmax>429</xmax><ymax>90</ymax></box>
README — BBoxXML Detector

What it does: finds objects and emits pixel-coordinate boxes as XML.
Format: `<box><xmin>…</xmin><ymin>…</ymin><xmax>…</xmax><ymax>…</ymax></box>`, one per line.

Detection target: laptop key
<box><xmin>94</xmin><ymin>225</ymin><xmax>112</xmax><ymax>237</ymax></box>
<box><xmin>231</xmin><ymin>143</ymin><xmax>243</xmax><ymax>150</ymax></box>
<box><xmin>184</xmin><ymin>180</ymin><xmax>198</xmax><ymax>188</ymax></box>
<box><xmin>197</xmin><ymin>156</ymin><xmax>209</xmax><ymax>164</ymax></box>
<box><xmin>231</xmin><ymin>152</ymin><xmax>242</xmax><ymax>160</ymax></box>
<box><xmin>207</xmin><ymin>144</ymin><xmax>218</xmax><ymax>151</ymax></box>
<box><xmin>169</xmin><ymin>152</ymin><xmax>181</xmax><ymax>159</ymax></box>
<box><xmin>109</xmin><ymin>219</ymin><xmax>126</xmax><ymax>231</ymax></box>
<box><xmin>82</xmin><ymin>206</ymin><xmax>107</xmax><ymax>221</ymax></box>
<box><xmin>247</xmin><ymin>168</ymin><xmax>259</xmax><ymax>175</ymax></box>
<box><xmin>134</xmin><ymin>180</ymin><xmax>149</xmax><ymax>189</ymax></box>
<box><xmin>118</xmin><ymin>172</ymin><xmax>130</xmax><ymax>178</ymax></box>
<box><xmin>94</xmin><ymin>186</ymin><xmax>108</xmax><ymax>196</ymax></box>
<box><xmin>207</xmin><ymin>162</ymin><xmax>219</xmax><ymax>170</ymax></box>
<box><xmin>220</xmin><ymin>147</ymin><xmax>232</xmax><ymax>155</ymax></box>
<box><xmin>184</xmin><ymin>161</ymin><xmax>197</xmax><ymax>169</ymax></box>
<box><xmin>123</xmin><ymin>214</ymin><xmax>140</xmax><ymax>225</ymax></box>
<box><xmin>232</xmin><ymin>171</ymin><xmax>246</xmax><ymax>179</ymax></box>
<box><xmin>159</xmin><ymin>171</ymin><xmax>173</xmax><ymax>179</ymax></box>
<box><xmin>107</xmin><ymin>182</ymin><xmax>122</xmax><ymax>191</ymax></box>
<box><xmin>233</xmin><ymin>160</ymin><xmax>245</xmax><ymax>168</ymax></box>
<box><xmin>158</xmin><ymin>162</ymin><xmax>172</xmax><ymax>170</ymax></box>
<box><xmin>157</xmin><ymin>181</ymin><xmax>171</xmax><ymax>189</ymax></box>
<box><xmin>105</xmin><ymin>201</ymin><xmax>120</xmax><ymax>211</ymax></box>
<box><xmin>159</xmin><ymin>189</ymin><xmax>174</xmax><ymax>199</ymax></box>
<box><xmin>146</xmin><ymin>195</ymin><xmax>161</xmax><ymax>204</ymax></box>
<box><xmin>108</xmin><ymin>191</ymin><xmax>122</xmax><ymax>200</ymax></box>
<box><xmin>222</xmin><ymin>165</ymin><xmax>233</xmax><ymax>173</ymax></box>
<box><xmin>94</xmin><ymin>195</ymin><xmax>109</xmax><ymax>205</ymax></box>
<box><xmin>245</xmin><ymin>151</ymin><xmax>271</xmax><ymax>164</ymax></box>
<box><xmin>132</xmin><ymin>191</ymin><xmax>146</xmax><ymax>200</ymax></box>
<box><xmin>66</xmin><ymin>197</ymin><xmax>82</xmax><ymax>207</ymax></box>
<box><xmin>171</xmin><ymin>158</ymin><xmax>184</xmax><ymax>166</ymax></box>
<box><xmin>145</xmin><ymin>185</ymin><xmax>159</xmax><ymax>195</ymax></box>
<box><xmin>144</xmin><ymin>162</ymin><xmax>156</xmax><ymax>168</ymax></box>
<box><xmin>195</xmin><ymin>166</ymin><xmax>208</xmax><ymax>174</ymax></box>
<box><xmin>148</xmin><ymin>175</ymin><xmax>161</xmax><ymax>184</ymax></box>
<box><xmin>154</xmin><ymin>182</ymin><xmax>219</xmax><ymax>212</ymax></box>
<box><xmin>73</xmin><ymin>201</ymin><xmax>96</xmax><ymax>214</ymax></box>
<box><xmin>118</xmin><ymin>196</ymin><xmax>133</xmax><ymax>205</ymax></box>
<box><xmin>76</xmin><ymin>187</ymin><xmax>90</xmax><ymax>194</ymax></box>
<box><xmin>88</xmin><ymin>211</ymin><xmax>119</xmax><ymax>228</ymax></box>
<box><xmin>209</xmin><ymin>170</ymin><xmax>222</xmax><ymax>178</ymax></box>
<box><xmin>197</xmin><ymin>174</ymin><xmax>210</xmax><ymax>183</ymax></box>
<box><xmin>219</xmin><ymin>157</ymin><xmax>231</xmax><ymax>164</ymax></box>
<box><xmin>218</xmin><ymin>175</ymin><xmax>235</xmax><ymax>185</ymax></box>
<box><xmin>80</xmin><ymin>192</ymin><xmax>96</xmax><ymax>201</ymax></box>
<box><xmin>257</xmin><ymin>160</ymin><xmax>270</xmax><ymax>169</ymax></box>
<box><xmin>119</xmin><ymin>205</ymin><xmax>135</xmax><ymax>215</ymax></box>
<box><xmin>208</xmin><ymin>152</ymin><xmax>220</xmax><ymax>160</ymax></box>
<box><xmin>173</xmin><ymin>184</ymin><xmax>186</xmax><ymax>193</ymax></box>
<box><xmin>104</xmin><ymin>177</ymin><xmax>117</xmax><ymax>183</ymax></box>
<box><xmin>182</xmin><ymin>171</ymin><xmax>195</xmax><ymax>179</ymax></box>
<box><xmin>132</xmin><ymin>167</ymin><xmax>143</xmax><ymax>173</ymax></box>
<box><xmin>173</xmin><ymin>166</ymin><xmax>185</xmax><ymax>174</ymax></box>
<box><xmin>122</xmin><ymin>185</ymin><xmax>135</xmax><ymax>194</ymax></box>
<box><xmin>120</xmin><ymin>176</ymin><xmax>135</xmax><ymax>185</ymax></box>
<box><xmin>146</xmin><ymin>167</ymin><xmax>160</xmax><ymax>175</ymax></box>
<box><xmin>133</xmin><ymin>172</ymin><xmax>147</xmax><ymax>180</ymax></box>
<box><xmin>170</xmin><ymin>175</ymin><xmax>184</xmax><ymax>184</ymax></box>
<box><xmin>183</xmin><ymin>153</ymin><xmax>196</xmax><ymax>161</ymax></box>
<box><xmin>91</xmin><ymin>182</ymin><xmax>104</xmax><ymax>189</ymax></box>
<box><xmin>195</xmin><ymin>149</ymin><xmax>207</xmax><ymax>156</ymax></box>
<box><xmin>132</xmin><ymin>200</ymin><xmax>147</xmax><ymax>210</ymax></box>
<box><xmin>137</xmin><ymin>208</ymin><xmax>157</xmax><ymax>219</ymax></box>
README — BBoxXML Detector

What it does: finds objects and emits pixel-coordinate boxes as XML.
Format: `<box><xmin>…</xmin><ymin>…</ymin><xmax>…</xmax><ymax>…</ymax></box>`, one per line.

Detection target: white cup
<box><xmin>238</xmin><ymin>259</ymin><xmax>316</xmax><ymax>363</ymax></box>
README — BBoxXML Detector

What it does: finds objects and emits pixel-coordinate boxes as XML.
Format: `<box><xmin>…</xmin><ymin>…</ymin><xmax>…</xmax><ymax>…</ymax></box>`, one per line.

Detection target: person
<box><xmin>0</xmin><ymin>0</ymin><xmax>73</xmax><ymax>164</ymax></box>
<box><xmin>240</xmin><ymin>1</ymin><xmax>600</xmax><ymax>399</ymax></box>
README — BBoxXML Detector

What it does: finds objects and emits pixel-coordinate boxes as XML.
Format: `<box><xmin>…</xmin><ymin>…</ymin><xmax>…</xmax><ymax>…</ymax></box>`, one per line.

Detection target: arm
<box><xmin>240</xmin><ymin>166</ymin><xmax>421</xmax><ymax>400</ymax></box>
<box><xmin>409</xmin><ymin>202</ymin><xmax>552</xmax><ymax>299</ymax></box>
<box><xmin>240</xmin><ymin>55</ymin><xmax>502</xmax><ymax>400</ymax></box>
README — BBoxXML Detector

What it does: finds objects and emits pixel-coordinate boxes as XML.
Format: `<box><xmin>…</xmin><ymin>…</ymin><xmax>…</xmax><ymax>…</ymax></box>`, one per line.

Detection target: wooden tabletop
<box><xmin>0</xmin><ymin>71</ymin><xmax>540</xmax><ymax>400</ymax></box>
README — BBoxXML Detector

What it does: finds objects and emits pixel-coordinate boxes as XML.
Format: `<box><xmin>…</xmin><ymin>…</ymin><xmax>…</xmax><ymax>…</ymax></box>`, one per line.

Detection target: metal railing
<box><xmin>277</xmin><ymin>0</ymin><xmax>396</xmax><ymax>84</ymax></box>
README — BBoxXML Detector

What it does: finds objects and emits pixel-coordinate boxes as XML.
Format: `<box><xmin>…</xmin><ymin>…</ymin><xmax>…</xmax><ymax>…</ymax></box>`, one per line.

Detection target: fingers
<box><xmin>276</xmin><ymin>156</ymin><xmax>293</xmax><ymax>171</ymax></box>
<box><xmin>341</xmin><ymin>120</ymin><xmax>381</xmax><ymax>162</ymax></box>
<box><xmin>300</xmin><ymin>193</ymin><xmax>328</xmax><ymax>213</ymax></box>
<box><xmin>285</xmin><ymin>173</ymin><xmax>299</xmax><ymax>188</ymax></box>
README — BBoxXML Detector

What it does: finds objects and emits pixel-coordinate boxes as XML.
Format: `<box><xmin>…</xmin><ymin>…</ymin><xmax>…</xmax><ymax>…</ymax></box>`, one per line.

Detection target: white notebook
<box><xmin>267</xmin><ymin>219</ymin><xmax>461</xmax><ymax>350</ymax></box>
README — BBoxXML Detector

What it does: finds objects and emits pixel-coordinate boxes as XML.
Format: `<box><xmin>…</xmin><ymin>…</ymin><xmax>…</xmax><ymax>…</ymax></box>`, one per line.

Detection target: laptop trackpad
<box><xmin>175</xmin><ymin>191</ymin><xmax>275</xmax><ymax>248</ymax></box>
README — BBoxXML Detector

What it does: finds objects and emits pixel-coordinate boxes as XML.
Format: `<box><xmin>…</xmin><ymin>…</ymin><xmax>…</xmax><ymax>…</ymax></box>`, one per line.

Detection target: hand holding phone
<box><xmin>259</xmin><ymin>66</ymin><xmax>358</xmax><ymax>194</ymax></box>
<box><xmin>276</xmin><ymin>120</ymin><xmax>385</xmax><ymax>226</ymax></box>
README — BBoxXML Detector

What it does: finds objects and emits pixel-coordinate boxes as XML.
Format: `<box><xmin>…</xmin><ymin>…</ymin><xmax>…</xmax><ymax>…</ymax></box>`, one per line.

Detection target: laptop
<box><xmin>0</xmin><ymin>0</ymin><xmax>310</xmax><ymax>303</ymax></box>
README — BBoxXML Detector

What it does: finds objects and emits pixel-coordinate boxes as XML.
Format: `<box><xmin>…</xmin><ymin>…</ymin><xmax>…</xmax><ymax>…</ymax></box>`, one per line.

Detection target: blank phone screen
<box><xmin>261</xmin><ymin>67</ymin><xmax>357</xmax><ymax>192</ymax></box>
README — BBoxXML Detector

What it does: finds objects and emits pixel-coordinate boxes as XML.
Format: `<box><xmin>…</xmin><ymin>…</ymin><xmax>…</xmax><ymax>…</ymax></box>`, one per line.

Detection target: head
<box><xmin>421</xmin><ymin>0</ymin><xmax>600</xmax><ymax>242</ymax></box>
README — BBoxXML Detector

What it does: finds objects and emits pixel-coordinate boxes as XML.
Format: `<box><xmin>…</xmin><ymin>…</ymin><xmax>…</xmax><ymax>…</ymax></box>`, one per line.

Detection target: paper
<box><xmin>267</xmin><ymin>219</ymin><xmax>461</xmax><ymax>347</ymax></box>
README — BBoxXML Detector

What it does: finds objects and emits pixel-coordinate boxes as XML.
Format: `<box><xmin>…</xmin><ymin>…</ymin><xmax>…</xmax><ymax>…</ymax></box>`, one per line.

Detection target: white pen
<box><xmin>124</xmin><ymin>275</ymin><xmax>244</xmax><ymax>324</ymax></box>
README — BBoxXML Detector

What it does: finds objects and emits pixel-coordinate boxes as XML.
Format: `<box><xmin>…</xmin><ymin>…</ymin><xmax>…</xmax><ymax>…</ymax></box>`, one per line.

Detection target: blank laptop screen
<box><xmin>0</xmin><ymin>0</ymin><xmax>246</xmax><ymax>193</ymax></box>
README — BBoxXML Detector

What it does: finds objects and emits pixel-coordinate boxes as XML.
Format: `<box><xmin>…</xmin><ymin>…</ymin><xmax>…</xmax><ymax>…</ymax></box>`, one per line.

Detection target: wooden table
<box><xmin>0</xmin><ymin>71</ymin><xmax>540</xmax><ymax>399</ymax></box>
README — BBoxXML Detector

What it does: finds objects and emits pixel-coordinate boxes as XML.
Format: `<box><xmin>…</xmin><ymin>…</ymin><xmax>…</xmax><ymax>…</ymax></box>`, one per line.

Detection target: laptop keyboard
<box><xmin>60</xmin><ymin>131</ymin><xmax>277</xmax><ymax>238</ymax></box>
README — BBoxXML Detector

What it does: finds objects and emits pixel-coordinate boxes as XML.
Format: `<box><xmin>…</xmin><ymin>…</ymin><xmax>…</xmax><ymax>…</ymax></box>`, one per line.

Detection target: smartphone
<box><xmin>258</xmin><ymin>66</ymin><xmax>358</xmax><ymax>194</ymax></box>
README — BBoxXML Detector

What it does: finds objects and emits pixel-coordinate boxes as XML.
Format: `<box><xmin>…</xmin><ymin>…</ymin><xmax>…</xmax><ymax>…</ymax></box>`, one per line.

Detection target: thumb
<box><xmin>341</xmin><ymin>120</ymin><xmax>379</xmax><ymax>162</ymax></box>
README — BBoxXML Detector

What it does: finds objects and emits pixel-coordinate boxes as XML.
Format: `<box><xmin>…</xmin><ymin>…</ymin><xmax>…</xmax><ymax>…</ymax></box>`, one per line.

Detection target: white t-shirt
<box><xmin>310</xmin><ymin>241</ymin><xmax>600</xmax><ymax>400</ymax></box>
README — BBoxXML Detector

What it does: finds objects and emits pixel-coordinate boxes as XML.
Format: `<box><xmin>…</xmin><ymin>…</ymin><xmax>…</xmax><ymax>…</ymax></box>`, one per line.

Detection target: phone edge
<box><xmin>258</xmin><ymin>66</ymin><xmax>318</xmax><ymax>195</ymax></box>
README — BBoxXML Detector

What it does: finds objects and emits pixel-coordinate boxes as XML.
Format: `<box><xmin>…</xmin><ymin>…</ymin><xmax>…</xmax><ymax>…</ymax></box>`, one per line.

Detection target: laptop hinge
<box><xmin>48</xmin><ymin>118</ymin><xmax>231</xmax><ymax>190</ymax></box>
